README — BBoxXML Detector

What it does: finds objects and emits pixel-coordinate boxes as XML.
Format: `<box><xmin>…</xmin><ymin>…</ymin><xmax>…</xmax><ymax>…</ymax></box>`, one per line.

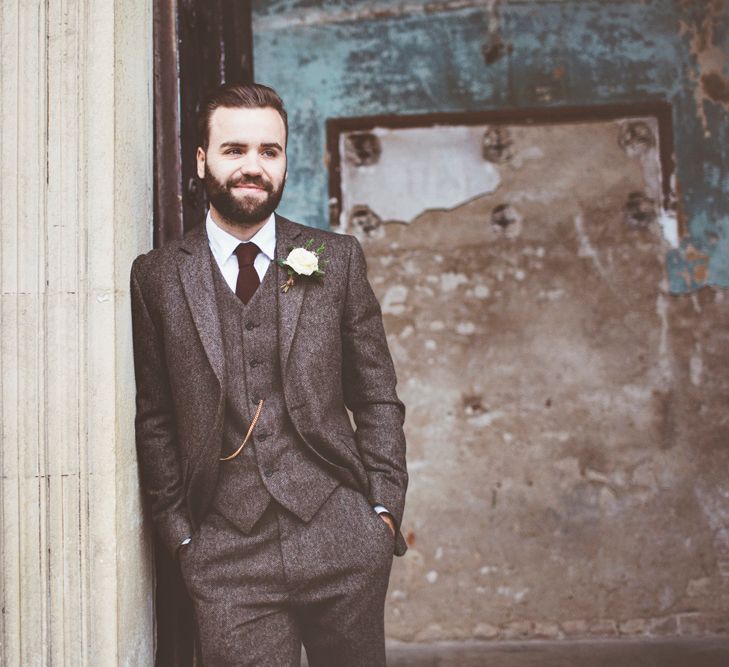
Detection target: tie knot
<box><xmin>235</xmin><ymin>242</ymin><xmax>261</xmax><ymax>267</ymax></box>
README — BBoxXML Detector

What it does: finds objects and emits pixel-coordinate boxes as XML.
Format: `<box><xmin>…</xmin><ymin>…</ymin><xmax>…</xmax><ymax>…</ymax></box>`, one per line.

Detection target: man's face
<box><xmin>197</xmin><ymin>106</ymin><xmax>287</xmax><ymax>227</ymax></box>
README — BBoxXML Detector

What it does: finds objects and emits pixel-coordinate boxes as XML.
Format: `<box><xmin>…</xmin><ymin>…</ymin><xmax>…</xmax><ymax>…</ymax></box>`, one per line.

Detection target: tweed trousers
<box><xmin>179</xmin><ymin>484</ymin><xmax>395</xmax><ymax>666</ymax></box>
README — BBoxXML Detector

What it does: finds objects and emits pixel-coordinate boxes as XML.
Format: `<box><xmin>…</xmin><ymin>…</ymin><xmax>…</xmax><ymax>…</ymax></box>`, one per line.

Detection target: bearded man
<box><xmin>130</xmin><ymin>82</ymin><xmax>408</xmax><ymax>666</ymax></box>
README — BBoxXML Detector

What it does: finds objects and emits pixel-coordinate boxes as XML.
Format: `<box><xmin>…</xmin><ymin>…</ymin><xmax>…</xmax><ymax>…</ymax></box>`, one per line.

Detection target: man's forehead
<box><xmin>208</xmin><ymin>106</ymin><xmax>286</xmax><ymax>143</ymax></box>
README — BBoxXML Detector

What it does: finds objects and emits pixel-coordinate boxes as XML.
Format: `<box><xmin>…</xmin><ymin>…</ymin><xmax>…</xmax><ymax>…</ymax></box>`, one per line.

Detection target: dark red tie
<box><xmin>234</xmin><ymin>243</ymin><xmax>261</xmax><ymax>304</ymax></box>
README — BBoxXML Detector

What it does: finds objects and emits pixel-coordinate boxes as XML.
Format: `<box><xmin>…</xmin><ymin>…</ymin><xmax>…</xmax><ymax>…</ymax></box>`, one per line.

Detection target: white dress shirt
<box><xmin>206</xmin><ymin>211</ymin><xmax>276</xmax><ymax>289</ymax></box>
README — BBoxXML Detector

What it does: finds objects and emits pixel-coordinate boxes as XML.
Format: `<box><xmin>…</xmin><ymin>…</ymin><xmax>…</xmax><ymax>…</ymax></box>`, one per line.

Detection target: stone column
<box><xmin>1</xmin><ymin>0</ymin><xmax>154</xmax><ymax>664</ymax></box>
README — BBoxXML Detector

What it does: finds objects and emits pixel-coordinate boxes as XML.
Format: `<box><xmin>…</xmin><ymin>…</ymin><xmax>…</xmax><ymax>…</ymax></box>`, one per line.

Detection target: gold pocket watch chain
<box><xmin>219</xmin><ymin>399</ymin><xmax>264</xmax><ymax>461</ymax></box>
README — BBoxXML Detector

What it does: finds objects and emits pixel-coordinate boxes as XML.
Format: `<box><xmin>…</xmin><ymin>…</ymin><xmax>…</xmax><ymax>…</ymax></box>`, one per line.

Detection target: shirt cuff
<box><xmin>373</xmin><ymin>505</ymin><xmax>390</xmax><ymax>515</ymax></box>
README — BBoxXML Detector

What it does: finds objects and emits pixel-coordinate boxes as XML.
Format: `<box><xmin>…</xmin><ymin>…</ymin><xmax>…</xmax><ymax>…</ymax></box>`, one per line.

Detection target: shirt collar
<box><xmin>205</xmin><ymin>211</ymin><xmax>277</xmax><ymax>263</ymax></box>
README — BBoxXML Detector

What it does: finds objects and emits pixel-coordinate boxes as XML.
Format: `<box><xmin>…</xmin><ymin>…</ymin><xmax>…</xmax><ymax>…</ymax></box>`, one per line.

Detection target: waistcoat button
<box><xmin>245</xmin><ymin>321</ymin><xmax>255</xmax><ymax>331</ymax></box>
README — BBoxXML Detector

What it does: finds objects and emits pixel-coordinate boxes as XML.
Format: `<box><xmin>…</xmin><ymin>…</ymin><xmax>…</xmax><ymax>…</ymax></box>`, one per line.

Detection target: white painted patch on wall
<box><xmin>468</xmin><ymin>410</ymin><xmax>503</xmax><ymax>428</ymax></box>
<box><xmin>574</xmin><ymin>214</ymin><xmax>598</xmax><ymax>260</ymax></box>
<box><xmin>496</xmin><ymin>586</ymin><xmax>529</xmax><ymax>602</ymax></box>
<box><xmin>538</xmin><ymin>288</ymin><xmax>565</xmax><ymax>301</ymax></box>
<box><xmin>440</xmin><ymin>272</ymin><xmax>470</xmax><ymax>292</ymax></box>
<box><xmin>340</xmin><ymin>125</ymin><xmax>501</xmax><ymax>226</ymax></box>
<box><xmin>690</xmin><ymin>344</ymin><xmax>703</xmax><ymax>386</ymax></box>
<box><xmin>472</xmin><ymin>284</ymin><xmax>491</xmax><ymax>299</ymax></box>
<box><xmin>655</xmin><ymin>292</ymin><xmax>673</xmax><ymax>381</ymax></box>
<box><xmin>693</xmin><ymin>481</ymin><xmax>729</xmax><ymax>579</ymax></box>
<box><xmin>456</xmin><ymin>321</ymin><xmax>476</xmax><ymax>335</ymax></box>
<box><xmin>425</xmin><ymin>570</ymin><xmax>439</xmax><ymax>584</ymax></box>
<box><xmin>382</xmin><ymin>284</ymin><xmax>408</xmax><ymax>315</ymax></box>
<box><xmin>658</xmin><ymin>210</ymin><xmax>679</xmax><ymax>248</ymax></box>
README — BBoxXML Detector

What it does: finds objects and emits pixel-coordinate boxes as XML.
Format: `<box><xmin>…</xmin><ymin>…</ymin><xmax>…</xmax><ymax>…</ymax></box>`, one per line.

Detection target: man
<box><xmin>131</xmin><ymin>82</ymin><xmax>407</xmax><ymax>666</ymax></box>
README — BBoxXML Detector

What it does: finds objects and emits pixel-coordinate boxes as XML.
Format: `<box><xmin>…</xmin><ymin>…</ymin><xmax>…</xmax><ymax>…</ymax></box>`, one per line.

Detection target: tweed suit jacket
<box><xmin>131</xmin><ymin>215</ymin><xmax>408</xmax><ymax>557</ymax></box>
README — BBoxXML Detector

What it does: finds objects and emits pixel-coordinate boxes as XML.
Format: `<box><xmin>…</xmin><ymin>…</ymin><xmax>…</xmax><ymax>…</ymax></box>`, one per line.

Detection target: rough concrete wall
<box><xmin>252</xmin><ymin>0</ymin><xmax>729</xmax><ymax>643</ymax></box>
<box><xmin>339</xmin><ymin>118</ymin><xmax>729</xmax><ymax>640</ymax></box>
<box><xmin>253</xmin><ymin>0</ymin><xmax>729</xmax><ymax>292</ymax></box>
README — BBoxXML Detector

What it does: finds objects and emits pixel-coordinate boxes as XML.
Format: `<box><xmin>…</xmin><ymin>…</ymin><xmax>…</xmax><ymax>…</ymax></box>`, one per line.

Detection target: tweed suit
<box><xmin>131</xmin><ymin>215</ymin><xmax>408</xmax><ymax>665</ymax></box>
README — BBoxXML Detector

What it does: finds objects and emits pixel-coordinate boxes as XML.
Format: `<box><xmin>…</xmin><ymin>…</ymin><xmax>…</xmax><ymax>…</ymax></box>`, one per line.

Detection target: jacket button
<box><xmin>250</xmin><ymin>360</ymin><xmax>259</xmax><ymax>368</ymax></box>
<box><xmin>263</xmin><ymin>469</ymin><xmax>273</xmax><ymax>478</ymax></box>
<box><xmin>252</xmin><ymin>396</ymin><xmax>261</xmax><ymax>404</ymax></box>
<box><xmin>245</xmin><ymin>321</ymin><xmax>255</xmax><ymax>330</ymax></box>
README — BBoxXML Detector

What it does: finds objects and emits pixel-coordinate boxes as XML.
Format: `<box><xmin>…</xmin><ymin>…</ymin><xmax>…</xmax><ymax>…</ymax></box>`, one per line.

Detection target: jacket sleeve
<box><xmin>130</xmin><ymin>257</ymin><xmax>192</xmax><ymax>555</ymax></box>
<box><xmin>340</xmin><ymin>236</ymin><xmax>408</xmax><ymax>530</ymax></box>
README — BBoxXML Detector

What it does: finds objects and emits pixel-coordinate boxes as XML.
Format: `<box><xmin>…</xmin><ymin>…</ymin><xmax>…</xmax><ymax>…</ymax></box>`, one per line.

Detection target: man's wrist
<box><xmin>373</xmin><ymin>505</ymin><xmax>396</xmax><ymax>536</ymax></box>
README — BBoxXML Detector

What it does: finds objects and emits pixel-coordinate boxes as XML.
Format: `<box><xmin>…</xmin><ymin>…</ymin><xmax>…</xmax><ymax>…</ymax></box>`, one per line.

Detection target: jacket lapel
<box><xmin>176</xmin><ymin>224</ymin><xmax>225</xmax><ymax>387</ymax></box>
<box><xmin>275</xmin><ymin>215</ymin><xmax>305</xmax><ymax>373</ymax></box>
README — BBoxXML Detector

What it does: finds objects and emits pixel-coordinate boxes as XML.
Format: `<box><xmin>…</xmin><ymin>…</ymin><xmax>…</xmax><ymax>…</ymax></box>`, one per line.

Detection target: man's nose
<box><xmin>238</xmin><ymin>153</ymin><xmax>262</xmax><ymax>175</ymax></box>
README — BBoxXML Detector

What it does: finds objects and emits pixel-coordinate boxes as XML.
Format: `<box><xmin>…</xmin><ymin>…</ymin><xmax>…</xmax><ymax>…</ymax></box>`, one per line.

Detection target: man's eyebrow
<box><xmin>218</xmin><ymin>141</ymin><xmax>284</xmax><ymax>151</ymax></box>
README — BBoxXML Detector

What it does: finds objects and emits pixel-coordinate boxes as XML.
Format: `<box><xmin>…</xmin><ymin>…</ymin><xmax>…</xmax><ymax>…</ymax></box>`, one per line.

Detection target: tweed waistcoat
<box><xmin>210</xmin><ymin>254</ymin><xmax>339</xmax><ymax>533</ymax></box>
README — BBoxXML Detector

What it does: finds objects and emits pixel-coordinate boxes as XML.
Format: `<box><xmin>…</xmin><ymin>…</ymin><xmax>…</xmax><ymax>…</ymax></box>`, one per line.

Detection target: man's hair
<box><xmin>197</xmin><ymin>82</ymin><xmax>288</xmax><ymax>150</ymax></box>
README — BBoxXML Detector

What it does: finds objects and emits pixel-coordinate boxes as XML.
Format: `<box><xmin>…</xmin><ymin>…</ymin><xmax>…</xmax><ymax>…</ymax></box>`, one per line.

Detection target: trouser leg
<box><xmin>298</xmin><ymin>564</ymin><xmax>391</xmax><ymax>667</ymax></box>
<box><xmin>179</xmin><ymin>505</ymin><xmax>301</xmax><ymax>667</ymax></box>
<box><xmin>278</xmin><ymin>485</ymin><xmax>396</xmax><ymax>667</ymax></box>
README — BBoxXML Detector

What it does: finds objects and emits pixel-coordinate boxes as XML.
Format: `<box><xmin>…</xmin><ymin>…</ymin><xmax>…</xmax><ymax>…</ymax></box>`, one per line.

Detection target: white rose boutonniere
<box><xmin>276</xmin><ymin>239</ymin><xmax>326</xmax><ymax>293</ymax></box>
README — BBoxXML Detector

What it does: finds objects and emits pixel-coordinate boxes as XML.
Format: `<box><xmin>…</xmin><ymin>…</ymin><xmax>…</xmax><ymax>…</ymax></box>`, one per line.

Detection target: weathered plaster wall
<box><xmin>253</xmin><ymin>0</ymin><xmax>729</xmax><ymax>292</ymax></box>
<box><xmin>253</xmin><ymin>0</ymin><xmax>729</xmax><ymax>644</ymax></box>
<box><xmin>342</xmin><ymin>118</ymin><xmax>729</xmax><ymax>640</ymax></box>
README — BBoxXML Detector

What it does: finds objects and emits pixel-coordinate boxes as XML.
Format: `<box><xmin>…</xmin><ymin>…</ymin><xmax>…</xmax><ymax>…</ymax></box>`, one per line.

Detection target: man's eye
<box><xmin>262</xmin><ymin>150</ymin><xmax>277</xmax><ymax>158</ymax></box>
<box><xmin>224</xmin><ymin>148</ymin><xmax>242</xmax><ymax>155</ymax></box>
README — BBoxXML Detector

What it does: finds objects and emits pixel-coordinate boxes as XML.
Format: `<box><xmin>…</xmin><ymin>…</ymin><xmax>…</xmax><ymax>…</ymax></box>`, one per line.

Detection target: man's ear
<box><xmin>196</xmin><ymin>147</ymin><xmax>206</xmax><ymax>179</ymax></box>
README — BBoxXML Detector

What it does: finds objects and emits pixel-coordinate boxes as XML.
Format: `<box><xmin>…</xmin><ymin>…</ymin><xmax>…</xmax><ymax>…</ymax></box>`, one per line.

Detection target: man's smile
<box><xmin>232</xmin><ymin>184</ymin><xmax>265</xmax><ymax>192</ymax></box>
<box><xmin>230</xmin><ymin>179</ymin><xmax>269</xmax><ymax>194</ymax></box>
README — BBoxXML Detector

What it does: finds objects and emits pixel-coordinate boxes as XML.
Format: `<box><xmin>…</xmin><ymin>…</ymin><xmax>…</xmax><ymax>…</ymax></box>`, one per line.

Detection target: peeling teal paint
<box><xmin>253</xmin><ymin>0</ymin><xmax>729</xmax><ymax>292</ymax></box>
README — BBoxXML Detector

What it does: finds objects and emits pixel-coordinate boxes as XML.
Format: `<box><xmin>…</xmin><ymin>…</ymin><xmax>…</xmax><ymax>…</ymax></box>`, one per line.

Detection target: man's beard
<box><xmin>204</xmin><ymin>165</ymin><xmax>285</xmax><ymax>227</ymax></box>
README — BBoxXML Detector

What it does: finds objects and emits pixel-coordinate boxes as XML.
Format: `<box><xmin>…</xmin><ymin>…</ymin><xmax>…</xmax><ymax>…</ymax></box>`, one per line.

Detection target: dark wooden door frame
<box><xmin>154</xmin><ymin>0</ymin><xmax>253</xmax><ymax>246</ymax></box>
<box><xmin>152</xmin><ymin>2</ymin><xmax>253</xmax><ymax>664</ymax></box>
<box><xmin>153</xmin><ymin>0</ymin><xmax>184</xmax><ymax>247</ymax></box>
